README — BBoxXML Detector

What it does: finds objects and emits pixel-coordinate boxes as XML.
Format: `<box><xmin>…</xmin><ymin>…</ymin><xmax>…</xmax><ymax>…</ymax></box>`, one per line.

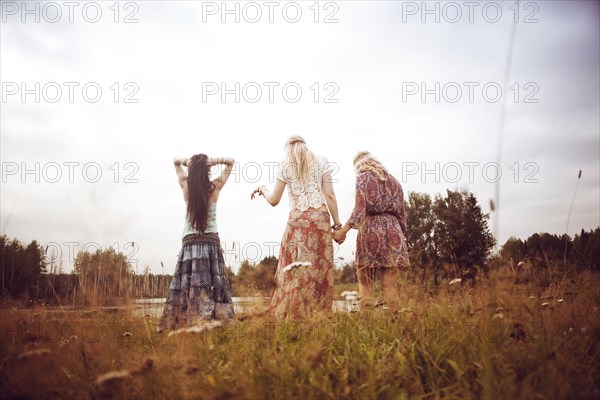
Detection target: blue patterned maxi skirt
<box><xmin>158</xmin><ymin>233</ymin><xmax>234</xmax><ymax>331</ymax></box>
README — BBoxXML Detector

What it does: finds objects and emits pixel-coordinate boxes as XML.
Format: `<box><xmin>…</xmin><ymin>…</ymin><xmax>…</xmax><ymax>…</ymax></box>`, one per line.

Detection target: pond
<box><xmin>134</xmin><ymin>297</ymin><xmax>359</xmax><ymax>317</ymax></box>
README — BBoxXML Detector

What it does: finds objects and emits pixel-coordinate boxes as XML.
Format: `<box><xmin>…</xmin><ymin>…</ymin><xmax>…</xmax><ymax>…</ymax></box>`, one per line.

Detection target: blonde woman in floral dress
<box><xmin>334</xmin><ymin>151</ymin><xmax>410</xmax><ymax>310</ymax></box>
<box><xmin>251</xmin><ymin>135</ymin><xmax>342</xmax><ymax>319</ymax></box>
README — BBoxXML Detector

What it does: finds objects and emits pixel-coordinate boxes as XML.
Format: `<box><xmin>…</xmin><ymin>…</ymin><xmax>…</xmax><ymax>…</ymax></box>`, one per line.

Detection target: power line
<box><xmin>493</xmin><ymin>1</ymin><xmax>520</xmax><ymax>246</ymax></box>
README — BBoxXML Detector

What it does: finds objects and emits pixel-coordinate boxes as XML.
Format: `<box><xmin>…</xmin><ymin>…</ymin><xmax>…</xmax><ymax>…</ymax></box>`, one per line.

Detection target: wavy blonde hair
<box><xmin>284</xmin><ymin>135</ymin><xmax>315</xmax><ymax>184</ymax></box>
<box><xmin>353</xmin><ymin>151</ymin><xmax>388</xmax><ymax>181</ymax></box>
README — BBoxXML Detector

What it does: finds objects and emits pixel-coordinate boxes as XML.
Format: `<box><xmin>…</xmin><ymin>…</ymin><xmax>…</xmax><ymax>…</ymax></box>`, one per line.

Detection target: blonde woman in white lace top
<box><xmin>251</xmin><ymin>135</ymin><xmax>342</xmax><ymax>319</ymax></box>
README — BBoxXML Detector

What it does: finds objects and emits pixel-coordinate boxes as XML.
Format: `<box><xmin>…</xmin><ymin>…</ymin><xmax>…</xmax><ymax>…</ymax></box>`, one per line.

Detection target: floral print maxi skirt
<box><xmin>158</xmin><ymin>233</ymin><xmax>234</xmax><ymax>331</ymax></box>
<box><xmin>270</xmin><ymin>209</ymin><xmax>334</xmax><ymax>320</ymax></box>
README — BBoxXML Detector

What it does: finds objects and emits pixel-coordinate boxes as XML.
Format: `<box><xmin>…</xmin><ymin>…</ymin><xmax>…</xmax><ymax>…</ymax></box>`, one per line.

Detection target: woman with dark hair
<box><xmin>334</xmin><ymin>151</ymin><xmax>410</xmax><ymax>310</ymax></box>
<box><xmin>251</xmin><ymin>135</ymin><xmax>342</xmax><ymax>320</ymax></box>
<box><xmin>157</xmin><ymin>154</ymin><xmax>235</xmax><ymax>332</ymax></box>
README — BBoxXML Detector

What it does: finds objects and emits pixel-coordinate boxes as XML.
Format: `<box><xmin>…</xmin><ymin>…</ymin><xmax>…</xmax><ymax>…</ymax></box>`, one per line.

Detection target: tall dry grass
<box><xmin>0</xmin><ymin>266</ymin><xmax>598</xmax><ymax>399</ymax></box>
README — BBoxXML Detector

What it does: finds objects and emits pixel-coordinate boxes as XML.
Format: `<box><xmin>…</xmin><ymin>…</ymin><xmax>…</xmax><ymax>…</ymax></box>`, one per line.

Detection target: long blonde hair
<box><xmin>353</xmin><ymin>151</ymin><xmax>389</xmax><ymax>181</ymax></box>
<box><xmin>284</xmin><ymin>135</ymin><xmax>315</xmax><ymax>184</ymax></box>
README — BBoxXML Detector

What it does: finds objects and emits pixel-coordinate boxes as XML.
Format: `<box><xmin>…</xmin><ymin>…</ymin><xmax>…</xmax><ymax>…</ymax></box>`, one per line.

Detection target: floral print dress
<box><xmin>347</xmin><ymin>171</ymin><xmax>410</xmax><ymax>270</ymax></box>
<box><xmin>269</xmin><ymin>155</ymin><xmax>335</xmax><ymax>319</ymax></box>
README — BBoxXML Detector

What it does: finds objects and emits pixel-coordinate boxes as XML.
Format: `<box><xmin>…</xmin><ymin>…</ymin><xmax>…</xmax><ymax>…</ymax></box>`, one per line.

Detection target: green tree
<box><xmin>74</xmin><ymin>247</ymin><xmax>134</xmax><ymax>304</ymax></box>
<box><xmin>236</xmin><ymin>260</ymin><xmax>255</xmax><ymax>289</ymax></box>
<box><xmin>523</xmin><ymin>232</ymin><xmax>564</xmax><ymax>261</ymax></box>
<box><xmin>405</xmin><ymin>192</ymin><xmax>436</xmax><ymax>270</ymax></box>
<box><xmin>570</xmin><ymin>228</ymin><xmax>600</xmax><ymax>270</ymax></box>
<box><xmin>500</xmin><ymin>236</ymin><xmax>526</xmax><ymax>267</ymax></box>
<box><xmin>433</xmin><ymin>189</ymin><xmax>495</xmax><ymax>274</ymax></box>
<box><xmin>253</xmin><ymin>256</ymin><xmax>278</xmax><ymax>291</ymax></box>
<box><xmin>334</xmin><ymin>262</ymin><xmax>357</xmax><ymax>284</ymax></box>
<box><xmin>0</xmin><ymin>235</ymin><xmax>46</xmax><ymax>299</ymax></box>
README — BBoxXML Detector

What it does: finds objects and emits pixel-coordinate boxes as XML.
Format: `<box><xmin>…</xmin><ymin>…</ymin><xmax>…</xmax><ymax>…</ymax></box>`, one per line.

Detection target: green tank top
<box><xmin>182</xmin><ymin>202</ymin><xmax>218</xmax><ymax>238</ymax></box>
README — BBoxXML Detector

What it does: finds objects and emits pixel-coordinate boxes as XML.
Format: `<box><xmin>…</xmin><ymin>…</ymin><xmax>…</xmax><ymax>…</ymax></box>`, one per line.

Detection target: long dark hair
<box><xmin>187</xmin><ymin>154</ymin><xmax>214</xmax><ymax>233</ymax></box>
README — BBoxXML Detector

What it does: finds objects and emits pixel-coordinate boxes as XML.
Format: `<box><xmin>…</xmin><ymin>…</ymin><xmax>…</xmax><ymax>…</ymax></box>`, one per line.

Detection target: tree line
<box><xmin>500</xmin><ymin>229</ymin><xmax>600</xmax><ymax>270</ymax></box>
<box><xmin>0</xmin><ymin>237</ymin><xmax>171</xmax><ymax>305</ymax></box>
<box><xmin>1</xmin><ymin>189</ymin><xmax>599</xmax><ymax>303</ymax></box>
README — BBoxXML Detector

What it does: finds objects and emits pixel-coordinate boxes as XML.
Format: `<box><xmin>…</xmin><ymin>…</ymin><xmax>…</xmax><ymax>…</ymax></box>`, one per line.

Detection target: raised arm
<box><xmin>209</xmin><ymin>157</ymin><xmax>235</xmax><ymax>190</ymax></box>
<box><xmin>173</xmin><ymin>157</ymin><xmax>189</xmax><ymax>188</ymax></box>
<box><xmin>251</xmin><ymin>179</ymin><xmax>286</xmax><ymax>207</ymax></box>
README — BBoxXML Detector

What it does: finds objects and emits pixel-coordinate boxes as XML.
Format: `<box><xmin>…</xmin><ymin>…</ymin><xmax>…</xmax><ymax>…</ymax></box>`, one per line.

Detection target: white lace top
<box><xmin>276</xmin><ymin>154</ymin><xmax>331</xmax><ymax>211</ymax></box>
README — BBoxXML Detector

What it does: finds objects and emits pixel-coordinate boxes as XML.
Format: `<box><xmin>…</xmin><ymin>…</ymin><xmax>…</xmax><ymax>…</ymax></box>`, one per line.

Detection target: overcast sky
<box><xmin>1</xmin><ymin>0</ymin><xmax>598</xmax><ymax>273</ymax></box>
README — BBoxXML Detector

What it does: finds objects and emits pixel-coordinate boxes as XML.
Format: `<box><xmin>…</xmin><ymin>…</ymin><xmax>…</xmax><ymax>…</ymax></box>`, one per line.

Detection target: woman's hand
<box><xmin>174</xmin><ymin>157</ymin><xmax>189</xmax><ymax>167</ymax></box>
<box><xmin>251</xmin><ymin>180</ymin><xmax>285</xmax><ymax>206</ymax></box>
<box><xmin>333</xmin><ymin>229</ymin><xmax>346</xmax><ymax>244</ymax></box>
<box><xmin>208</xmin><ymin>157</ymin><xmax>235</xmax><ymax>167</ymax></box>
<box><xmin>251</xmin><ymin>185</ymin><xmax>266</xmax><ymax>199</ymax></box>
<box><xmin>333</xmin><ymin>223</ymin><xmax>352</xmax><ymax>244</ymax></box>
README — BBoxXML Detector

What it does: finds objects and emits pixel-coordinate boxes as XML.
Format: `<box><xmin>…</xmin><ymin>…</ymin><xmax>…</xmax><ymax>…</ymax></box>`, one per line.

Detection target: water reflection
<box><xmin>134</xmin><ymin>297</ymin><xmax>359</xmax><ymax>316</ymax></box>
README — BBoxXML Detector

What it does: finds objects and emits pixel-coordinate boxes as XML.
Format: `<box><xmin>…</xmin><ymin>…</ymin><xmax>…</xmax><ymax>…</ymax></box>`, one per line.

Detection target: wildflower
<box><xmin>449</xmin><ymin>278</ymin><xmax>462</xmax><ymax>285</ymax></box>
<box><xmin>123</xmin><ymin>332</ymin><xmax>133</xmax><ymax>337</ymax></box>
<box><xmin>18</xmin><ymin>348</ymin><xmax>51</xmax><ymax>360</ymax></box>
<box><xmin>94</xmin><ymin>358</ymin><xmax>154</xmax><ymax>398</ymax></box>
<box><xmin>168</xmin><ymin>320</ymin><xmax>223</xmax><ymax>337</ymax></box>
<box><xmin>340</xmin><ymin>290</ymin><xmax>358</xmax><ymax>301</ymax></box>
<box><xmin>95</xmin><ymin>370</ymin><xmax>131</xmax><ymax>384</ymax></box>
<box><xmin>492</xmin><ymin>313</ymin><xmax>503</xmax><ymax>320</ymax></box>
<box><xmin>94</xmin><ymin>370</ymin><xmax>131</xmax><ymax>398</ymax></box>
<box><xmin>282</xmin><ymin>261</ymin><xmax>312</xmax><ymax>273</ymax></box>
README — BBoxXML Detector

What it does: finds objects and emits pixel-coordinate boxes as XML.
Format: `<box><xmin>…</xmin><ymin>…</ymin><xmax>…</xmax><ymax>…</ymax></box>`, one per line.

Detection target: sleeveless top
<box><xmin>276</xmin><ymin>154</ymin><xmax>331</xmax><ymax>212</ymax></box>
<box><xmin>182</xmin><ymin>202</ymin><xmax>218</xmax><ymax>238</ymax></box>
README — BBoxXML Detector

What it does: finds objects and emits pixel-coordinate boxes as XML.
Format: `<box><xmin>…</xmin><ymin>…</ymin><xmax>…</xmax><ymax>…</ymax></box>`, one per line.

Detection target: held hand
<box><xmin>333</xmin><ymin>229</ymin><xmax>346</xmax><ymax>244</ymax></box>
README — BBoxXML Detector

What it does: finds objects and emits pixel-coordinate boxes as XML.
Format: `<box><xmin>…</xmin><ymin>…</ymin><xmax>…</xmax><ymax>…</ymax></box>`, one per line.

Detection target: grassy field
<box><xmin>1</xmin><ymin>267</ymin><xmax>599</xmax><ymax>400</ymax></box>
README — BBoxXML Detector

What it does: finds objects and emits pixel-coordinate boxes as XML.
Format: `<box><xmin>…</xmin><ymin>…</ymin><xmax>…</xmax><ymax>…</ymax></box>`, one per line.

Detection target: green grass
<box><xmin>1</xmin><ymin>267</ymin><xmax>599</xmax><ymax>399</ymax></box>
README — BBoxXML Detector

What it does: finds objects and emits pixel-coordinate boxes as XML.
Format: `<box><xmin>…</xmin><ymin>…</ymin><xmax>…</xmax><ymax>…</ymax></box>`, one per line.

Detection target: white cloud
<box><xmin>1</xmin><ymin>0</ymin><xmax>598</xmax><ymax>273</ymax></box>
